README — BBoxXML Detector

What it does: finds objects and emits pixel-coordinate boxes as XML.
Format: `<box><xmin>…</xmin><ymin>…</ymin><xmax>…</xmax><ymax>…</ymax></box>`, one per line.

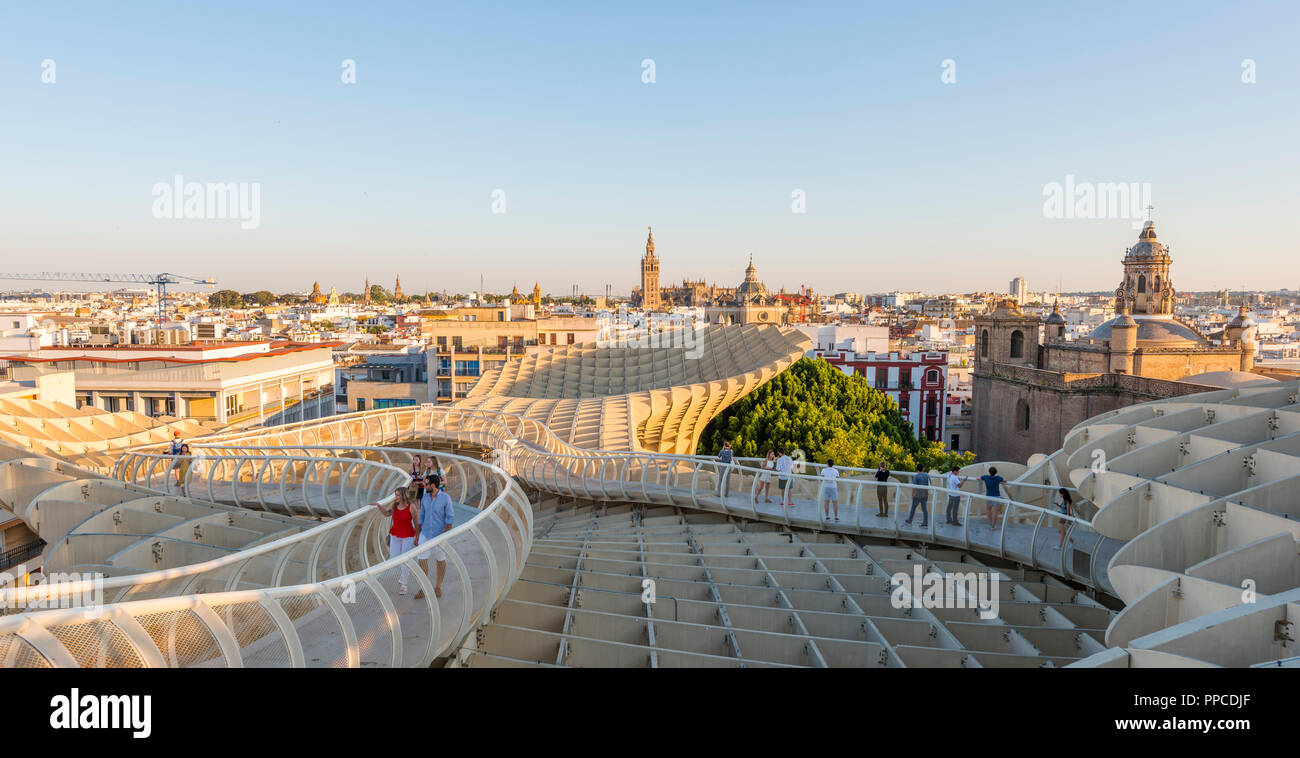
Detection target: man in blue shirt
<box><xmin>980</xmin><ymin>467</ymin><xmax>1007</xmax><ymax>530</ymax></box>
<box><xmin>414</xmin><ymin>475</ymin><xmax>456</xmax><ymax>600</ymax></box>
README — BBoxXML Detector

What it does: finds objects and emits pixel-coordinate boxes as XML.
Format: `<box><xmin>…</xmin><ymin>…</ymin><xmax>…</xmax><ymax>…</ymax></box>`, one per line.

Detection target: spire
<box><xmin>646</xmin><ymin>226</ymin><xmax>655</xmax><ymax>256</ymax></box>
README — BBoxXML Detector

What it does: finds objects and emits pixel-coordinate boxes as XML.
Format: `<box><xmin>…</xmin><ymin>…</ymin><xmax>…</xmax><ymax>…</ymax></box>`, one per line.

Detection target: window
<box><xmin>455</xmin><ymin>360</ymin><xmax>480</xmax><ymax>376</ymax></box>
<box><xmin>1137</xmin><ymin>274</ymin><xmax>1146</xmax><ymax>293</ymax></box>
<box><xmin>951</xmin><ymin>434</ymin><xmax>960</xmax><ymax>451</ymax></box>
<box><xmin>356</xmin><ymin>398</ymin><xmax>366</xmax><ymax>411</ymax></box>
<box><xmin>374</xmin><ymin>398</ymin><xmax>417</xmax><ymax>410</ymax></box>
<box><xmin>980</xmin><ymin>329</ymin><xmax>989</xmax><ymax>357</ymax></box>
<box><xmin>225</xmin><ymin>394</ymin><xmax>238</xmax><ymax>416</ymax></box>
<box><xmin>1016</xmin><ymin>399</ymin><xmax>1030</xmax><ymax>431</ymax></box>
<box><xmin>567</xmin><ymin>333</ymin><xmax>575</xmax><ymax>345</ymax></box>
<box><xmin>550</xmin><ymin>333</ymin><xmax>557</xmax><ymax>345</ymax></box>
<box><xmin>496</xmin><ymin>311</ymin><xmax>504</xmax><ymax>321</ymax></box>
<box><xmin>1010</xmin><ymin>329</ymin><xmax>1025</xmax><ymax>359</ymax></box>
<box><xmin>926</xmin><ymin>369</ymin><xmax>939</xmax><ymax>385</ymax></box>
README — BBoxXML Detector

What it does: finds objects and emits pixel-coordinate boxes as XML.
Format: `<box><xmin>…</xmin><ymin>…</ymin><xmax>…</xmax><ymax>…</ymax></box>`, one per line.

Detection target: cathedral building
<box><xmin>973</xmin><ymin>221</ymin><xmax>1258</xmax><ymax>463</ymax></box>
<box><xmin>632</xmin><ymin>228</ymin><xmax>787</xmax><ymax>324</ymax></box>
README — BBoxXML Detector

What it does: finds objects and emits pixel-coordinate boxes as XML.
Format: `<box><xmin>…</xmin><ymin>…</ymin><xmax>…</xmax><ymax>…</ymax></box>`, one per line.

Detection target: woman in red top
<box><xmin>373</xmin><ymin>487</ymin><xmax>419</xmax><ymax>594</ymax></box>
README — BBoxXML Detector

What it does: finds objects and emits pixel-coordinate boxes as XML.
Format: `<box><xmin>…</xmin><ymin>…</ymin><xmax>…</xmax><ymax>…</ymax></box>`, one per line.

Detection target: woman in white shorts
<box><xmin>821</xmin><ymin>460</ymin><xmax>841</xmax><ymax>521</ymax></box>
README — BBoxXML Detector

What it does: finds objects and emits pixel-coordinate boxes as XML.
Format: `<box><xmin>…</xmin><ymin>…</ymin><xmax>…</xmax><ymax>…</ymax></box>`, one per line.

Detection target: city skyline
<box><xmin>4</xmin><ymin>1</ymin><xmax>1298</xmax><ymax>293</ymax></box>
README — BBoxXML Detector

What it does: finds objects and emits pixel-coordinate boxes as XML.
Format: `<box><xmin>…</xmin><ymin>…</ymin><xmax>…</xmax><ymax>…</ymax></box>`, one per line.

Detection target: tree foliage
<box><xmin>241</xmin><ymin>290</ymin><xmax>275</xmax><ymax>307</ymax></box>
<box><xmin>208</xmin><ymin>289</ymin><xmax>242</xmax><ymax>308</ymax></box>
<box><xmin>696</xmin><ymin>358</ymin><xmax>974</xmax><ymax>472</ymax></box>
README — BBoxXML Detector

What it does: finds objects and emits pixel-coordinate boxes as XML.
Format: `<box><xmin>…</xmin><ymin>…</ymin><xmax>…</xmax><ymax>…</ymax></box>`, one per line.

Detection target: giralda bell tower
<box><xmin>640</xmin><ymin>226</ymin><xmax>661</xmax><ymax>310</ymax></box>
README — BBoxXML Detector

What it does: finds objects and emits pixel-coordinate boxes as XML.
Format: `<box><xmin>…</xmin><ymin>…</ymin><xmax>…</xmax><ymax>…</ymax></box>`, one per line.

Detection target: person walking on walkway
<box><xmin>821</xmin><ymin>460</ymin><xmax>841</xmax><ymax>521</ymax></box>
<box><xmin>755</xmin><ymin>450</ymin><xmax>776</xmax><ymax>504</ymax></box>
<box><xmin>414</xmin><ymin>475</ymin><xmax>455</xmax><ymax>600</ymax></box>
<box><xmin>873</xmin><ymin>462</ymin><xmax>891</xmax><ymax>517</ymax></box>
<box><xmin>904</xmin><ymin>469</ymin><xmax>931</xmax><ymax>527</ymax></box>
<box><xmin>411</xmin><ymin>454</ymin><xmax>425</xmax><ymax>500</ymax></box>
<box><xmin>945</xmin><ymin>467</ymin><xmax>967</xmax><ymax>525</ymax></box>
<box><xmin>716</xmin><ymin>441</ymin><xmax>735</xmax><ymax>499</ymax></box>
<box><xmin>774</xmin><ymin>449</ymin><xmax>794</xmax><ymax>507</ymax></box>
<box><xmin>372</xmin><ymin>486</ymin><xmax>419</xmax><ymax>594</ymax></box>
<box><xmin>981</xmin><ymin>467</ymin><xmax>1008</xmax><ymax>530</ymax></box>
<box><xmin>1053</xmin><ymin>487</ymin><xmax>1075</xmax><ymax>550</ymax></box>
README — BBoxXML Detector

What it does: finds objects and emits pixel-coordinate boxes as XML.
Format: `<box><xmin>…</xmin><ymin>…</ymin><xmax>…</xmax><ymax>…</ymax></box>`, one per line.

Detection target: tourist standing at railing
<box><xmin>774</xmin><ymin>449</ymin><xmax>794</xmax><ymax>507</ymax></box>
<box><xmin>755</xmin><ymin>451</ymin><xmax>776</xmax><ymax>504</ymax></box>
<box><xmin>415</xmin><ymin>474</ymin><xmax>455</xmax><ymax>600</ymax></box>
<box><xmin>980</xmin><ymin>467</ymin><xmax>1007</xmax><ymax>530</ymax></box>
<box><xmin>904</xmin><ymin>469</ymin><xmax>931</xmax><ymax>528</ymax></box>
<box><xmin>821</xmin><ymin>460</ymin><xmax>840</xmax><ymax>521</ymax></box>
<box><xmin>873</xmin><ymin>462</ymin><xmax>891</xmax><ymax>517</ymax></box>
<box><xmin>945</xmin><ymin>467</ymin><xmax>967</xmax><ymax>526</ymax></box>
<box><xmin>168</xmin><ymin>431</ymin><xmax>185</xmax><ymax>455</ymax></box>
<box><xmin>372</xmin><ymin>487</ymin><xmax>419</xmax><ymax>594</ymax></box>
<box><xmin>1053</xmin><ymin>488</ymin><xmax>1074</xmax><ymax>550</ymax></box>
<box><xmin>716</xmin><ymin>441</ymin><xmax>734</xmax><ymax>499</ymax></box>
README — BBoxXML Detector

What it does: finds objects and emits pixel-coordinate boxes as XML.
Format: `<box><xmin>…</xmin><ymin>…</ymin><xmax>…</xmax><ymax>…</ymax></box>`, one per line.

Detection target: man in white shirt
<box><xmin>945</xmin><ymin>467</ymin><xmax>968</xmax><ymax>526</ymax></box>
<box><xmin>821</xmin><ymin>460</ymin><xmax>840</xmax><ymax>521</ymax></box>
<box><xmin>774</xmin><ymin>450</ymin><xmax>794</xmax><ymax>507</ymax></box>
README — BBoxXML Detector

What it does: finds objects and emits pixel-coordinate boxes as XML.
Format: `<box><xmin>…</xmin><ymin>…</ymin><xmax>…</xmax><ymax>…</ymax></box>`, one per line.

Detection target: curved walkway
<box><xmin>0</xmin><ymin>404</ymin><xmax>1119</xmax><ymax>667</ymax></box>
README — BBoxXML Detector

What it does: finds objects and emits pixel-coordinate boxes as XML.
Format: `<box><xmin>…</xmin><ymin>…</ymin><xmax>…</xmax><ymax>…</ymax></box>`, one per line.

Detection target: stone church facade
<box><xmin>973</xmin><ymin>222</ymin><xmax>1258</xmax><ymax>463</ymax></box>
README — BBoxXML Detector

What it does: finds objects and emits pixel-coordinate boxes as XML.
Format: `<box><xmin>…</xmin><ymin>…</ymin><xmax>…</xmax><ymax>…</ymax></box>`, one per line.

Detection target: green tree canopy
<box><xmin>208</xmin><ymin>289</ymin><xmax>241</xmax><ymax>308</ymax></box>
<box><xmin>241</xmin><ymin>290</ymin><xmax>275</xmax><ymax>307</ymax></box>
<box><xmin>696</xmin><ymin>358</ymin><xmax>974</xmax><ymax>472</ymax></box>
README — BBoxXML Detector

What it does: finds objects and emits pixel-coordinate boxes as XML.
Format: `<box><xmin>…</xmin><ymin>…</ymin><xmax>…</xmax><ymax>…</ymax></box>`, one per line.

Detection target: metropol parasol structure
<box><xmin>0</xmin><ymin>324</ymin><xmax>1296</xmax><ymax>668</ymax></box>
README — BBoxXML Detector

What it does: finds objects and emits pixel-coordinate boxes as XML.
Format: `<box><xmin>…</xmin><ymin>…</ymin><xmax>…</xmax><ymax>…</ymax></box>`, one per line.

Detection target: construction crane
<box><xmin>0</xmin><ymin>272</ymin><xmax>216</xmax><ymax>321</ymax></box>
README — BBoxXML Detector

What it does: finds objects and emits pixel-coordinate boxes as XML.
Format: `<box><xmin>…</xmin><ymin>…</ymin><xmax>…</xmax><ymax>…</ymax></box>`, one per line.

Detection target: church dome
<box><xmin>1226</xmin><ymin>306</ymin><xmax>1257</xmax><ymax>329</ymax></box>
<box><xmin>735</xmin><ymin>255</ymin><xmax>767</xmax><ymax>301</ymax></box>
<box><xmin>1126</xmin><ymin>221</ymin><xmax>1168</xmax><ymax>259</ymax></box>
<box><xmin>1088</xmin><ymin>314</ymin><xmax>1203</xmax><ymax>346</ymax></box>
<box><xmin>1044</xmin><ymin>302</ymin><xmax>1066</xmax><ymax>325</ymax></box>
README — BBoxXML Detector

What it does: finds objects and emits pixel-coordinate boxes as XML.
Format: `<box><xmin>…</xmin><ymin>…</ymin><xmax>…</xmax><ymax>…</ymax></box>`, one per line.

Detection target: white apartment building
<box><xmin>2</xmin><ymin>341</ymin><xmax>337</xmax><ymax>424</ymax></box>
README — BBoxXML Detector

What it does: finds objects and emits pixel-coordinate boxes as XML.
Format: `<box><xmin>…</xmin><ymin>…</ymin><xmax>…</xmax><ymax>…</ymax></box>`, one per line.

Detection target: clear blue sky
<box><xmin>2</xmin><ymin>1</ymin><xmax>1297</xmax><ymax>296</ymax></box>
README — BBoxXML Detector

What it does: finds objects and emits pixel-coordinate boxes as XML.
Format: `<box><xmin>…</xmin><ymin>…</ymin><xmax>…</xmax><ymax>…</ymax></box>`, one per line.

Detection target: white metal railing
<box><xmin>159</xmin><ymin>406</ymin><xmax>1116</xmax><ymax>592</ymax></box>
<box><xmin>0</xmin><ymin>447</ymin><xmax>531</xmax><ymax>668</ymax></box>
